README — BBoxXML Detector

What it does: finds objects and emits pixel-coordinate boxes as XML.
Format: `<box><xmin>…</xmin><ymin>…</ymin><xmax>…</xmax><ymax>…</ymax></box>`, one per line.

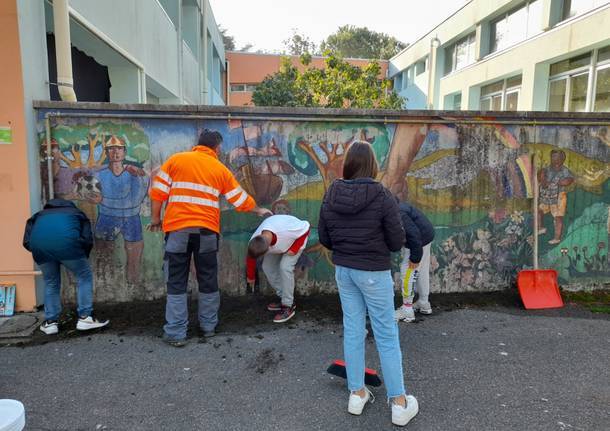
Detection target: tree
<box><xmin>283</xmin><ymin>29</ymin><xmax>317</xmax><ymax>56</ymax></box>
<box><xmin>219</xmin><ymin>26</ymin><xmax>235</xmax><ymax>51</ymax></box>
<box><xmin>252</xmin><ymin>53</ymin><xmax>405</xmax><ymax>109</ymax></box>
<box><xmin>320</xmin><ymin>25</ymin><xmax>407</xmax><ymax>60</ymax></box>
<box><xmin>238</xmin><ymin>43</ymin><xmax>254</xmax><ymax>52</ymax></box>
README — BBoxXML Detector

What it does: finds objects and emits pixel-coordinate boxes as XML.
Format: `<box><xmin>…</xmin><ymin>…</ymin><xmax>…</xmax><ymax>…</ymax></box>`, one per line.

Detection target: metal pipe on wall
<box><xmin>427</xmin><ymin>37</ymin><xmax>440</xmax><ymax>109</ymax></box>
<box><xmin>52</xmin><ymin>0</ymin><xmax>77</xmax><ymax>102</ymax></box>
<box><xmin>43</xmin><ymin>112</ymin><xmax>610</xmax><ymax>127</ymax></box>
<box><xmin>45</xmin><ymin>117</ymin><xmax>54</xmax><ymax>200</ymax></box>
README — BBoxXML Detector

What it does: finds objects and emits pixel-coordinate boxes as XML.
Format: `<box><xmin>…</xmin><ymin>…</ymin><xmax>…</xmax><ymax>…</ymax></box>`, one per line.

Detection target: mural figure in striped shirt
<box><xmin>89</xmin><ymin>135</ymin><xmax>149</xmax><ymax>284</ymax></box>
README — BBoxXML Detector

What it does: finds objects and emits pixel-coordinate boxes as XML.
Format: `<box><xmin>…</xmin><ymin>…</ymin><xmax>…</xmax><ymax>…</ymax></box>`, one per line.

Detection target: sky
<box><xmin>209</xmin><ymin>0</ymin><xmax>470</xmax><ymax>54</ymax></box>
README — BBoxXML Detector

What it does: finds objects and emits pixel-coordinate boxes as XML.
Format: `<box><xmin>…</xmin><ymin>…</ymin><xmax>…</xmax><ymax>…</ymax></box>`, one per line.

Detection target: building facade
<box><xmin>226</xmin><ymin>52</ymin><xmax>389</xmax><ymax>106</ymax></box>
<box><xmin>390</xmin><ymin>0</ymin><xmax>610</xmax><ymax>112</ymax></box>
<box><xmin>0</xmin><ymin>0</ymin><xmax>226</xmax><ymax>311</ymax></box>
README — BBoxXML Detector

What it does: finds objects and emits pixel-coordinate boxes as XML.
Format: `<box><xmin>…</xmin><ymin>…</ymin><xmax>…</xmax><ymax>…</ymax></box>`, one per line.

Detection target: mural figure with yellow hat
<box><xmin>89</xmin><ymin>135</ymin><xmax>149</xmax><ymax>283</ymax></box>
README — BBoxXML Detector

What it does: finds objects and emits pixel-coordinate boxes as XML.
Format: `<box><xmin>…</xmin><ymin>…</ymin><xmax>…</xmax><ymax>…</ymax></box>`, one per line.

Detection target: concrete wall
<box><xmin>69</xmin><ymin>0</ymin><xmax>181</xmax><ymax>99</ymax></box>
<box><xmin>34</xmin><ymin>102</ymin><xmax>610</xmax><ymax>305</ymax></box>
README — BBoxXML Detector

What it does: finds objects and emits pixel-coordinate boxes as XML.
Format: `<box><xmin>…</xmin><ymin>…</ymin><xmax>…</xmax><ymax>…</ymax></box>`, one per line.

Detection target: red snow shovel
<box><xmin>517</xmin><ymin>153</ymin><xmax>563</xmax><ymax>310</ymax></box>
<box><xmin>327</xmin><ymin>360</ymin><xmax>382</xmax><ymax>387</ymax></box>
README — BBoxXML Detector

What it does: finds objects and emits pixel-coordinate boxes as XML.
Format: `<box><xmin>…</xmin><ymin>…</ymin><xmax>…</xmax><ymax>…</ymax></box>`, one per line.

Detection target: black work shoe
<box><xmin>162</xmin><ymin>334</ymin><xmax>188</xmax><ymax>347</ymax></box>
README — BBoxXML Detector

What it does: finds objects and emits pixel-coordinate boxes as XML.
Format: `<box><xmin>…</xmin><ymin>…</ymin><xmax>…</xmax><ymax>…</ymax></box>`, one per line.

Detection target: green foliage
<box><xmin>320</xmin><ymin>25</ymin><xmax>407</xmax><ymax>60</ymax></box>
<box><xmin>219</xmin><ymin>26</ymin><xmax>235</xmax><ymax>51</ymax></box>
<box><xmin>252</xmin><ymin>53</ymin><xmax>405</xmax><ymax>109</ymax></box>
<box><xmin>283</xmin><ymin>29</ymin><xmax>317</xmax><ymax>56</ymax></box>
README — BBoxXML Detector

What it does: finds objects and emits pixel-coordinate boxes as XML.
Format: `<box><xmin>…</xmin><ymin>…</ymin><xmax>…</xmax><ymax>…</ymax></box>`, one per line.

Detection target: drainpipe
<box><xmin>427</xmin><ymin>37</ymin><xmax>440</xmax><ymax>109</ymax></box>
<box><xmin>45</xmin><ymin>117</ymin><xmax>55</xmax><ymax>200</ymax></box>
<box><xmin>52</xmin><ymin>0</ymin><xmax>77</xmax><ymax>101</ymax></box>
<box><xmin>225</xmin><ymin>59</ymin><xmax>230</xmax><ymax>105</ymax></box>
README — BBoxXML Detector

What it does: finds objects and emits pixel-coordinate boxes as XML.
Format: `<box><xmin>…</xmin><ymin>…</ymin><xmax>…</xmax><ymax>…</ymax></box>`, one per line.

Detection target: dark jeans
<box><xmin>163</xmin><ymin>228</ymin><xmax>219</xmax><ymax>340</ymax></box>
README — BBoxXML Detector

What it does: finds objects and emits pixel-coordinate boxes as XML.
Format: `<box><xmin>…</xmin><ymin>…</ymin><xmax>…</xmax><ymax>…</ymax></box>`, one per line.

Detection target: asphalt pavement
<box><xmin>1</xmin><ymin>304</ymin><xmax>609</xmax><ymax>431</ymax></box>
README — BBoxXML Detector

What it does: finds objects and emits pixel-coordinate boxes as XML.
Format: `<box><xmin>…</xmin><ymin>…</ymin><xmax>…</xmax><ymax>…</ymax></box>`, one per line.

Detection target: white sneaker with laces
<box><xmin>413</xmin><ymin>300</ymin><xmax>432</xmax><ymax>315</ymax></box>
<box><xmin>394</xmin><ymin>305</ymin><xmax>415</xmax><ymax>322</ymax></box>
<box><xmin>76</xmin><ymin>315</ymin><xmax>109</xmax><ymax>331</ymax></box>
<box><xmin>348</xmin><ymin>387</ymin><xmax>374</xmax><ymax>415</ymax></box>
<box><xmin>40</xmin><ymin>320</ymin><xmax>58</xmax><ymax>335</ymax></box>
<box><xmin>392</xmin><ymin>395</ymin><xmax>419</xmax><ymax>426</ymax></box>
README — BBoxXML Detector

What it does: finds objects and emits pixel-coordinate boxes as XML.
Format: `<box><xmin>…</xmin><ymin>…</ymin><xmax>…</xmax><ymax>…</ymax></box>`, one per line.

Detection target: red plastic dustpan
<box><xmin>517</xmin><ymin>153</ymin><xmax>564</xmax><ymax>310</ymax></box>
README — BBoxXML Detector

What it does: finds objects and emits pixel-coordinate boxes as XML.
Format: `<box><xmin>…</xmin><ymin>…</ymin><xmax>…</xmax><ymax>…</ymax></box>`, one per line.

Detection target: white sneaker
<box><xmin>348</xmin><ymin>387</ymin><xmax>375</xmax><ymax>415</ymax></box>
<box><xmin>392</xmin><ymin>395</ymin><xmax>419</xmax><ymax>426</ymax></box>
<box><xmin>413</xmin><ymin>300</ymin><xmax>432</xmax><ymax>315</ymax></box>
<box><xmin>394</xmin><ymin>305</ymin><xmax>415</xmax><ymax>322</ymax></box>
<box><xmin>76</xmin><ymin>315</ymin><xmax>109</xmax><ymax>331</ymax></box>
<box><xmin>40</xmin><ymin>320</ymin><xmax>58</xmax><ymax>335</ymax></box>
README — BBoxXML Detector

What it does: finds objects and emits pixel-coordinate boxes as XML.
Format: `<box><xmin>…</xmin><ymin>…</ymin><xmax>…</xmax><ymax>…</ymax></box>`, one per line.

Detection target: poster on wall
<box><xmin>0</xmin><ymin>283</ymin><xmax>16</xmax><ymax>316</ymax></box>
<box><xmin>0</xmin><ymin>126</ymin><xmax>12</xmax><ymax>145</ymax></box>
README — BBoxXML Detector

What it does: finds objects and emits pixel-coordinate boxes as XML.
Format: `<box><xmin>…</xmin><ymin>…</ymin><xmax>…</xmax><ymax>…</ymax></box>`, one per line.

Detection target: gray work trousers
<box><xmin>163</xmin><ymin>228</ymin><xmax>219</xmax><ymax>340</ymax></box>
<box><xmin>261</xmin><ymin>249</ymin><xmax>303</xmax><ymax>307</ymax></box>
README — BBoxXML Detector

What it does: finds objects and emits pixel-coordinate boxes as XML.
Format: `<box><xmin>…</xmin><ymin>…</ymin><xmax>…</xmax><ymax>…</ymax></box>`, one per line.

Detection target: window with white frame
<box><xmin>444</xmin><ymin>33</ymin><xmax>476</xmax><ymax>75</ymax></box>
<box><xmin>480</xmin><ymin>75</ymin><xmax>522</xmax><ymax>111</ymax></box>
<box><xmin>445</xmin><ymin>92</ymin><xmax>462</xmax><ymax>110</ymax></box>
<box><xmin>415</xmin><ymin>57</ymin><xmax>427</xmax><ymax>76</ymax></box>
<box><xmin>561</xmin><ymin>0</ymin><xmax>607</xmax><ymax>21</ymax></box>
<box><xmin>230</xmin><ymin>84</ymin><xmax>257</xmax><ymax>92</ymax></box>
<box><xmin>394</xmin><ymin>74</ymin><xmax>403</xmax><ymax>91</ymax></box>
<box><xmin>490</xmin><ymin>0</ymin><xmax>543</xmax><ymax>54</ymax></box>
<box><xmin>548</xmin><ymin>46</ymin><xmax>610</xmax><ymax>112</ymax></box>
<box><xmin>396</xmin><ymin>65</ymin><xmax>417</xmax><ymax>89</ymax></box>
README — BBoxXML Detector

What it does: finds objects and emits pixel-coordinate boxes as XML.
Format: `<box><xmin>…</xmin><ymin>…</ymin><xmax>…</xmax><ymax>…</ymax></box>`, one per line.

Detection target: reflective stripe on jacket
<box><xmin>149</xmin><ymin>146</ymin><xmax>256</xmax><ymax>233</ymax></box>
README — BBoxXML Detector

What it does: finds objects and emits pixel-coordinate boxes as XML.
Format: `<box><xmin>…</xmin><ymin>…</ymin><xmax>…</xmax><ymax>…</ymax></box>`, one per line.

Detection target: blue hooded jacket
<box><xmin>399</xmin><ymin>202</ymin><xmax>435</xmax><ymax>264</ymax></box>
<box><xmin>23</xmin><ymin>199</ymin><xmax>93</xmax><ymax>264</ymax></box>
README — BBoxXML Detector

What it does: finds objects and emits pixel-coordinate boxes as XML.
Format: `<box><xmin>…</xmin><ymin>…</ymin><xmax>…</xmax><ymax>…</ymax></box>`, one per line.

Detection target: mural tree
<box><xmin>288</xmin><ymin>123</ymin><xmax>391</xmax><ymax>189</ymax></box>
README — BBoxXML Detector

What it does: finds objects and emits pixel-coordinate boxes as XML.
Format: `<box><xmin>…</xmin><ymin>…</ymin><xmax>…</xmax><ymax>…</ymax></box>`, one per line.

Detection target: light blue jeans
<box><xmin>335</xmin><ymin>265</ymin><xmax>406</xmax><ymax>398</ymax></box>
<box><xmin>39</xmin><ymin>257</ymin><xmax>93</xmax><ymax>321</ymax></box>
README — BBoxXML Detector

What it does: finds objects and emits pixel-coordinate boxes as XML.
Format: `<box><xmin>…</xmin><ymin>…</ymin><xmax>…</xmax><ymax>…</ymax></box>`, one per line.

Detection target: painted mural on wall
<box><xmin>37</xmin><ymin>111</ymin><xmax>610</xmax><ymax>301</ymax></box>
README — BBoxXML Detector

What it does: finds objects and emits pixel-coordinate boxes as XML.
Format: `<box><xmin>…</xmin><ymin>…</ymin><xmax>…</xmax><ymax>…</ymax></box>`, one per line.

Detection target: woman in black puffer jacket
<box><xmin>318</xmin><ymin>141</ymin><xmax>419</xmax><ymax>427</ymax></box>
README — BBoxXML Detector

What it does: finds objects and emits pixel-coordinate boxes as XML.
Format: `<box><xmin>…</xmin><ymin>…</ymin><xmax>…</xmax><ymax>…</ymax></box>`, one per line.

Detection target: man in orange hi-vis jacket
<box><xmin>149</xmin><ymin>129</ymin><xmax>272</xmax><ymax>347</ymax></box>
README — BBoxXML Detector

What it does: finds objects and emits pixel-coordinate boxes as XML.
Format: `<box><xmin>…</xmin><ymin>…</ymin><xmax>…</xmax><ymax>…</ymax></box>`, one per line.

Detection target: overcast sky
<box><xmin>209</xmin><ymin>0</ymin><xmax>470</xmax><ymax>53</ymax></box>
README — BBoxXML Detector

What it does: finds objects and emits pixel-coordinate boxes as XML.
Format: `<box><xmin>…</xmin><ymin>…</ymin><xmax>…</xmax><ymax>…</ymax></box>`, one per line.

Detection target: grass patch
<box><xmin>562</xmin><ymin>290</ymin><xmax>610</xmax><ymax>314</ymax></box>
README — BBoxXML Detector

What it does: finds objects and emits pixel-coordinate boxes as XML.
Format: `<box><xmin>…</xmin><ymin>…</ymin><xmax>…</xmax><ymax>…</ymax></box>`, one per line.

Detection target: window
<box><xmin>402</xmin><ymin>68</ymin><xmax>410</xmax><ymax>88</ymax></box>
<box><xmin>445</xmin><ymin>92</ymin><xmax>462</xmax><ymax>110</ymax></box>
<box><xmin>594</xmin><ymin>66</ymin><xmax>610</xmax><ymax>111</ymax></box>
<box><xmin>444</xmin><ymin>33</ymin><xmax>476</xmax><ymax>75</ymax></box>
<box><xmin>562</xmin><ymin>0</ymin><xmax>607</xmax><ymax>20</ymax></box>
<box><xmin>394</xmin><ymin>74</ymin><xmax>403</xmax><ymax>91</ymax></box>
<box><xmin>397</xmin><ymin>65</ymin><xmax>418</xmax><ymax>89</ymax></box>
<box><xmin>548</xmin><ymin>79</ymin><xmax>567</xmax><ymax>111</ymax></box>
<box><xmin>230</xmin><ymin>84</ymin><xmax>257</xmax><ymax>92</ymax></box>
<box><xmin>415</xmin><ymin>58</ymin><xmax>427</xmax><ymax>76</ymax></box>
<box><xmin>547</xmin><ymin>47</ymin><xmax>610</xmax><ymax>111</ymax></box>
<box><xmin>490</xmin><ymin>0</ymin><xmax>542</xmax><ymax>54</ymax></box>
<box><xmin>480</xmin><ymin>75</ymin><xmax>522</xmax><ymax>111</ymax></box>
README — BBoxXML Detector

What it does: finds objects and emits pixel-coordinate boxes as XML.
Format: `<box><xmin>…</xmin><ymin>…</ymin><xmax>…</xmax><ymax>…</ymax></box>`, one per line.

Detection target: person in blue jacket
<box><xmin>23</xmin><ymin>199</ymin><xmax>109</xmax><ymax>335</ymax></box>
<box><xmin>394</xmin><ymin>202</ymin><xmax>435</xmax><ymax>323</ymax></box>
